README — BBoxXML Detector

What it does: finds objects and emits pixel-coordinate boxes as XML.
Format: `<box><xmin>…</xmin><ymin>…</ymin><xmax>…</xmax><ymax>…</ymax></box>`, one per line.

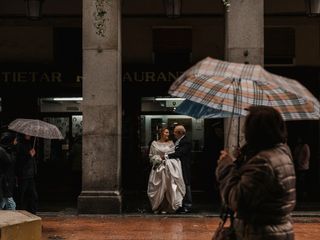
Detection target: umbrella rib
<box><xmin>231</xmin><ymin>78</ymin><xmax>242</xmax><ymax>115</ymax></box>
<box><xmin>200</xmin><ymin>76</ymin><xmax>230</xmax><ymax>110</ymax></box>
<box><xmin>253</xmin><ymin>81</ymin><xmax>263</xmax><ymax>106</ymax></box>
<box><xmin>216</xmin><ymin>79</ymin><xmax>235</xmax><ymax>112</ymax></box>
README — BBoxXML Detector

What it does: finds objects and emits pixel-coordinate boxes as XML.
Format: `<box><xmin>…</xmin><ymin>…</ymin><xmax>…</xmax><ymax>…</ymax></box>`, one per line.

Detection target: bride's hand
<box><xmin>218</xmin><ymin>149</ymin><xmax>234</xmax><ymax>165</ymax></box>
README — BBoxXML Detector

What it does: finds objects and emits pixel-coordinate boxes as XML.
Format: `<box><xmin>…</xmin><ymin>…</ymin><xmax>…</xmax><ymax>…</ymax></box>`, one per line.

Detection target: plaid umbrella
<box><xmin>8</xmin><ymin>118</ymin><xmax>64</xmax><ymax>140</ymax></box>
<box><xmin>169</xmin><ymin>57</ymin><xmax>320</xmax><ymax>120</ymax></box>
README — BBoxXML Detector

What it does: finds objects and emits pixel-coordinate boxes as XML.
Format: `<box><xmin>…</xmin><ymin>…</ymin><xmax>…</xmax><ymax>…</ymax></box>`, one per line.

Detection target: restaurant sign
<box><xmin>0</xmin><ymin>70</ymin><xmax>183</xmax><ymax>84</ymax></box>
<box><xmin>0</xmin><ymin>71</ymin><xmax>81</xmax><ymax>83</ymax></box>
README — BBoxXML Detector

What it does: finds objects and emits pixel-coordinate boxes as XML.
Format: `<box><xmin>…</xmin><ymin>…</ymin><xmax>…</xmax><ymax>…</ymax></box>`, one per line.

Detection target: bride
<box><xmin>147</xmin><ymin>127</ymin><xmax>186</xmax><ymax>213</ymax></box>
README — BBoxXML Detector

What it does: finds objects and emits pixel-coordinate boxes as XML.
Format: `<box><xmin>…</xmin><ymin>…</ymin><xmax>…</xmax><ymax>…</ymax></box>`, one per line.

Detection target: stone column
<box><xmin>78</xmin><ymin>0</ymin><xmax>122</xmax><ymax>214</ymax></box>
<box><xmin>224</xmin><ymin>0</ymin><xmax>264</xmax><ymax>153</ymax></box>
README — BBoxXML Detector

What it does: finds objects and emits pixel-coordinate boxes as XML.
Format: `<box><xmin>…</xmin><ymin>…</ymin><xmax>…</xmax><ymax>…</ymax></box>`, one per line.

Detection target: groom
<box><xmin>168</xmin><ymin>124</ymin><xmax>192</xmax><ymax>213</ymax></box>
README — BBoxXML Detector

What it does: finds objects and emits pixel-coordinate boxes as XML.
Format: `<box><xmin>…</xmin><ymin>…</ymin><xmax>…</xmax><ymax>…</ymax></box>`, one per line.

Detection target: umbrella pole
<box><xmin>225</xmin><ymin>117</ymin><xmax>233</xmax><ymax>149</ymax></box>
<box><xmin>237</xmin><ymin>117</ymin><xmax>240</xmax><ymax>148</ymax></box>
<box><xmin>33</xmin><ymin>137</ymin><xmax>37</xmax><ymax>149</ymax></box>
<box><xmin>226</xmin><ymin>79</ymin><xmax>242</xmax><ymax>152</ymax></box>
<box><xmin>225</xmin><ymin>117</ymin><xmax>241</xmax><ymax>150</ymax></box>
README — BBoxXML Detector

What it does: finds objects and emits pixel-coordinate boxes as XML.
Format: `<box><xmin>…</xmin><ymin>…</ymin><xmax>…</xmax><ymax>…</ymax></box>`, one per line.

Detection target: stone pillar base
<box><xmin>78</xmin><ymin>191</ymin><xmax>122</xmax><ymax>214</ymax></box>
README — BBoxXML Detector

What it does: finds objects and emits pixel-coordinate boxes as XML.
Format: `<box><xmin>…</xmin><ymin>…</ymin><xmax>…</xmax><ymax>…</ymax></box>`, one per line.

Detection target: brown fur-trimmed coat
<box><xmin>216</xmin><ymin>144</ymin><xmax>296</xmax><ymax>240</ymax></box>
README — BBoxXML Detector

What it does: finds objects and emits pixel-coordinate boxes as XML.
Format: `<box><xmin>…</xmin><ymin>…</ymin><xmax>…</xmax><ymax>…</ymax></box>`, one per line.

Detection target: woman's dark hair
<box><xmin>244</xmin><ymin>106</ymin><xmax>287</xmax><ymax>151</ymax></box>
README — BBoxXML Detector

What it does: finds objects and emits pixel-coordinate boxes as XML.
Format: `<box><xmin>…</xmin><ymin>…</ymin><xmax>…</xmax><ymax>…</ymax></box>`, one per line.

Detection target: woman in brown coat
<box><xmin>216</xmin><ymin>106</ymin><xmax>296</xmax><ymax>240</ymax></box>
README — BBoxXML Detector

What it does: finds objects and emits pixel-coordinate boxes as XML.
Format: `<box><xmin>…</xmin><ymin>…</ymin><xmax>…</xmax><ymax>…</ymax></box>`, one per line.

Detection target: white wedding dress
<box><xmin>147</xmin><ymin>140</ymin><xmax>186</xmax><ymax>213</ymax></box>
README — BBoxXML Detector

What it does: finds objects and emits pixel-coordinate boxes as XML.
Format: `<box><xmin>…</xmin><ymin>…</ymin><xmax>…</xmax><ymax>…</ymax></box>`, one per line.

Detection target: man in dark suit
<box><xmin>168</xmin><ymin>125</ymin><xmax>192</xmax><ymax>213</ymax></box>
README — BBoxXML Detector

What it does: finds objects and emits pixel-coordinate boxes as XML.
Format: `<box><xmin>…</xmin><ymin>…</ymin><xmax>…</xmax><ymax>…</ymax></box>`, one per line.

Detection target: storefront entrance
<box><xmin>122</xmin><ymin>96</ymin><xmax>225</xmax><ymax>213</ymax></box>
<box><xmin>36</xmin><ymin>99</ymin><xmax>82</xmax><ymax>211</ymax></box>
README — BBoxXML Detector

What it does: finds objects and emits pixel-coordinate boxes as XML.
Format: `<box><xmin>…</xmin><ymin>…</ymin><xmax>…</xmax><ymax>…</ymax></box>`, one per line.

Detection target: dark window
<box><xmin>265</xmin><ymin>27</ymin><xmax>295</xmax><ymax>65</ymax></box>
<box><xmin>153</xmin><ymin>28</ymin><xmax>192</xmax><ymax>67</ymax></box>
<box><xmin>53</xmin><ymin>28</ymin><xmax>82</xmax><ymax>67</ymax></box>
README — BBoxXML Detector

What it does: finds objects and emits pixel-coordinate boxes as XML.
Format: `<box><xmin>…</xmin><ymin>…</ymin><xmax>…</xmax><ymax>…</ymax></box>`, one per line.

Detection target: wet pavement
<box><xmin>38</xmin><ymin>191</ymin><xmax>320</xmax><ymax>239</ymax></box>
<box><xmin>41</xmin><ymin>213</ymin><xmax>320</xmax><ymax>240</ymax></box>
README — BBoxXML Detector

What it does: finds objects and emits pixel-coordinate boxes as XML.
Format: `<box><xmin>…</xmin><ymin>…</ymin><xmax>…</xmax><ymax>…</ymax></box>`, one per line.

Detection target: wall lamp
<box><xmin>305</xmin><ymin>0</ymin><xmax>320</xmax><ymax>16</ymax></box>
<box><xmin>163</xmin><ymin>0</ymin><xmax>182</xmax><ymax>18</ymax></box>
<box><xmin>25</xmin><ymin>0</ymin><xmax>43</xmax><ymax>20</ymax></box>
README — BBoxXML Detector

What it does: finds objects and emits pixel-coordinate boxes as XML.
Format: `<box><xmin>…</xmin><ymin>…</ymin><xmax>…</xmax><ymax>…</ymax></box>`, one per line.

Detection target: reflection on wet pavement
<box><xmin>42</xmin><ymin>215</ymin><xmax>320</xmax><ymax>240</ymax></box>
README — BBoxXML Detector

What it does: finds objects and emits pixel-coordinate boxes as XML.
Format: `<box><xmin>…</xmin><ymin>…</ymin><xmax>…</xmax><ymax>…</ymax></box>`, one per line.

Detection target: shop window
<box><xmin>138</xmin><ymin>97</ymin><xmax>224</xmax><ymax>193</ymax></box>
<box><xmin>42</xmin><ymin>117</ymin><xmax>69</xmax><ymax>162</ymax></box>
<box><xmin>140</xmin><ymin>97</ymin><xmax>203</xmax><ymax>151</ymax></box>
<box><xmin>72</xmin><ymin>115</ymin><xmax>83</xmax><ymax>138</ymax></box>
<box><xmin>40</xmin><ymin>97</ymin><xmax>82</xmax><ymax>163</ymax></box>
<box><xmin>40</xmin><ymin>97</ymin><xmax>82</xmax><ymax>113</ymax></box>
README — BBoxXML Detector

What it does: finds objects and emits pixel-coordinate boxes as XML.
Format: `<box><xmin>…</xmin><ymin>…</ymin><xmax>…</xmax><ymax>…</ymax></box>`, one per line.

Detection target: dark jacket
<box><xmin>15</xmin><ymin>139</ymin><xmax>37</xmax><ymax>180</ymax></box>
<box><xmin>0</xmin><ymin>145</ymin><xmax>16</xmax><ymax>197</ymax></box>
<box><xmin>168</xmin><ymin>136</ymin><xmax>192</xmax><ymax>185</ymax></box>
<box><xmin>216</xmin><ymin>144</ymin><xmax>296</xmax><ymax>240</ymax></box>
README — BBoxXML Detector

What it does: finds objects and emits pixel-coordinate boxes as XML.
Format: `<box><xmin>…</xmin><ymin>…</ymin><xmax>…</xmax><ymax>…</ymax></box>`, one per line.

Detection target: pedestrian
<box><xmin>15</xmin><ymin>134</ymin><xmax>38</xmax><ymax>214</ymax></box>
<box><xmin>216</xmin><ymin>106</ymin><xmax>296</xmax><ymax>239</ymax></box>
<box><xmin>168</xmin><ymin>124</ymin><xmax>193</xmax><ymax>213</ymax></box>
<box><xmin>147</xmin><ymin>127</ymin><xmax>185</xmax><ymax>214</ymax></box>
<box><xmin>0</xmin><ymin>131</ymin><xmax>17</xmax><ymax>210</ymax></box>
<box><xmin>293</xmin><ymin>136</ymin><xmax>310</xmax><ymax>201</ymax></box>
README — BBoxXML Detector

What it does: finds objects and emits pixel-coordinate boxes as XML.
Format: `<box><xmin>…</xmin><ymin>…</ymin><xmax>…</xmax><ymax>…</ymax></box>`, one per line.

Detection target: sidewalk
<box><xmin>38</xmin><ymin>192</ymin><xmax>320</xmax><ymax>239</ymax></box>
<box><xmin>41</xmin><ymin>213</ymin><xmax>320</xmax><ymax>240</ymax></box>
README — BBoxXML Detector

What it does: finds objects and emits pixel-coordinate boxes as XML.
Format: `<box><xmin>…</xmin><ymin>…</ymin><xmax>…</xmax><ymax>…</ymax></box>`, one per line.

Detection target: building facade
<box><xmin>0</xmin><ymin>0</ymin><xmax>319</xmax><ymax>213</ymax></box>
